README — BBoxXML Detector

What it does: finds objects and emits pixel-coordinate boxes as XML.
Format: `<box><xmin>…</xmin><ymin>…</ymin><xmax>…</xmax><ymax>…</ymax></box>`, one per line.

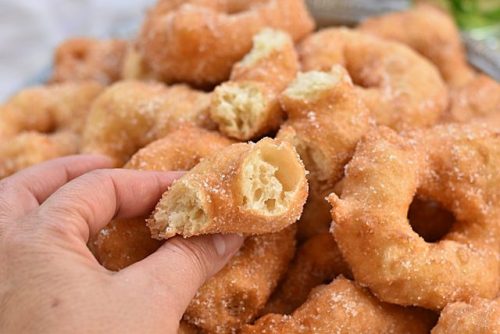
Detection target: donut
<box><xmin>184</xmin><ymin>226</ymin><xmax>296</xmax><ymax>333</ymax></box>
<box><xmin>444</xmin><ymin>74</ymin><xmax>500</xmax><ymax>128</ymax></box>
<box><xmin>210</xmin><ymin>28</ymin><xmax>299</xmax><ymax>140</ymax></box>
<box><xmin>431</xmin><ymin>297</ymin><xmax>500</xmax><ymax>334</ymax></box>
<box><xmin>178</xmin><ymin>321</ymin><xmax>200</xmax><ymax>334</ymax></box>
<box><xmin>328</xmin><ymin>124</ymin><xmax>500</xmax><ymax>309</ymax></box>
<box><xmin>243</xmin><ymin>277</ymin><xmax>437</xmax><ymax>333</ymax></box>
<box><xmin>0</xmin><ymin>82</ymin><xmax>103</xmax><ymax>141</ymax></box>
<box><xmin>277</xmin><ymin>66</ymin><xmax>372</xmax><ymax>239</ymax></box>
<box><xmin>138</xmin><ymin>0</ymin><xmax>314</xmax><ymax>86</ymax></box>
<box><xmin>121</xmin><ymin>44</ymin><xmax>158</xmax><ymax>81</ymax></box>
<box><xmin>89</xmin><ymin>126</ymin><xmax>233</xmax><ymax>271</ymax></box>
<box><xmin>358</xmin><ymin>4</ymin><xmax>475</xmax><ymax>86</ymax></box>
<box><xmin>50</xmin><ymin>37</ymin><xmax>127</xmax><ymax>85</ymax></box>
<box><xmin>298</xmin><ymin>27</ymin><xmax>448</xmax><ymax>130</ymax></box>
<box><xmin>262</xmin><ymin>233</ymin><xmax>351</xmax><ymax>315</ymax></box>
<box><xmin>147</xmin><ymin>137</ymin><xmax>308</xmax><ymax>238</ymax></box>
<box><xmin>81</xmin><ymin>81</ymin><xmax>215</xmax><ymax>166</ymax></box>
<box><xmin>0</xmin><ymin>132</ymin><xmax>79</xmax><ymax>179</ymax></box>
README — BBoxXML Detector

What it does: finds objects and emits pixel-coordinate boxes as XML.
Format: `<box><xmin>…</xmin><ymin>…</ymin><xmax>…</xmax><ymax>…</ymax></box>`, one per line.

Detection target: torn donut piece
<box><xmin>89</xmin><ymin>126</ymin><xmax>233</xmax><ymax>271</ymax></box>
<box><xmin>148</xmin><ymin>137</ymin><xmax>308</xmax><ymax>239</ymax></box>
<box><xmin>210</xmin><ymin>28</ymin><xmax>299</xmax><ymax>140</ymax></box>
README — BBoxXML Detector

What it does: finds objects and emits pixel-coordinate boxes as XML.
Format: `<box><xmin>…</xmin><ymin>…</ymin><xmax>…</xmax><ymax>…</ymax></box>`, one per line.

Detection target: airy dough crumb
<box><xmin>241</xmin><ymin>28</ymin><xmax>289</xmax><ymax>66</ymax></box>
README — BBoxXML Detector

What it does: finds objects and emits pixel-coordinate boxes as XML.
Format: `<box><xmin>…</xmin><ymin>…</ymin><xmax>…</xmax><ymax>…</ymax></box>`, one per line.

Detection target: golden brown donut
<box><xmin>262</xmin><ymin>233</ymin><xmax>351</xmax><ymax>315</ymax></box>
<box><xmin>148</xmin><ymin>137</ymin><xmax>308</xmax><ymax>238</ymax></box>
<box><xmin>0</xmin><ymin>132</ymin><xmax>79</xmax><ymax>179</ymax></box>
<box><xmin>210</xmin><ymin>28</ymin><xmax>299</xmax><ymax>140</ymax></box>
<box><xmin>50</xmin><ymin>37</ymin><xmax>127</xmax><ymax>85</ymax></box>
<box><xmin>431</xmin><ymin>297</ymin><xmax>500</xmax><ymax>334</ymax></box>
<box><xmin>82</xmin><ymin>81</ymin><xmax>214</xmax><ymax>166</ymax></box>
<box><xmin>184</xmin><ymin>226</ymin><xmax>296</xmax><ymax>333</ymax></box>
<box><xmin>358</xmin><ymin>3</ymin><xmax>475</xmax><ymax>86</ymax></box>
<box><xmin>0</xmin><ymin>82</ymin><xmax>103</xmax><ymax>141</ymax></box>
<box><xmin>329</xmin><ymin>124</ymin><xmax>500</xmax><ymax>310</ymax></box>
<box><xmin>138</xmin><ymin>0</ymin><xmax>314</xmax><ymax>86</ymax></box>
<box><xmin>177</xmin><ymin>321</ymin><xmax>200</xmax><ymax>334</ymax></box>
<box><xmin>121</xmin><ymin>44</ymin><xmax>158</xmax><ymax>81</ymax></box>
<box><xmin>277</xmin><ymin>66</ymin><xmax>372</xmax><ymax>240</ymax></box>
<box><xmin>243</xmin><ymin>277</ymin><xmax>437</xmax><ymax>334</ymax></box>
<box><xmin>89</xmin><ymin>126</ymin><xmax>233</xmax><ymax>271</ymax></box>
<box><xmin>298</xmin><ymin>27</ymin><xmax>448</xmax><ymax>130</ymax></box>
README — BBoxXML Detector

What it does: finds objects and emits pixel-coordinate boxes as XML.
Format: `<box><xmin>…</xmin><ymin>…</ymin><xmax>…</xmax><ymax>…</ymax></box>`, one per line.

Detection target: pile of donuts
<box><xmin>1</xmin><ymin>1</ymin><xmax>499</xmax><ymax>333</ymax></box>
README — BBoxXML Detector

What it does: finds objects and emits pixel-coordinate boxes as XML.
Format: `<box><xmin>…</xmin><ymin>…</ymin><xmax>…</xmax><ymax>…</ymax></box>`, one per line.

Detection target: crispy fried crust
<box><xmin>0</xmin><ymin>82</ymin><xmax>104</xmax><ymax>140</ymax></box>
<box><xmin>148</xmin><ymin>138</ymin><xmax>308</xmax><ymax>238</ymax></box>
<box><xmin>138</xmin><ymin>0</ymin><xmax>314</xmax><ymax>86</ymax></box>
<box><xmin>298</xmin><ymin>28</ymin><xmax>448</xmax><ymax>130</ymax></box>
<box><xmin>210</xmin><ymin>28</ymin><xmax>299</xmax><ymax>140</ymax></box>
<box><xmin>329</xmin><ymin>124</ymin><xmax>500</xmax><ymax>309</ymax></box>
<box><xmin>89</xmin><ymin>126</ymin><xmax>233</xmax><ymax>270</ymax></box>
<box><xmin>0</xmin><ymin>132</ymin><xmax>79</xmax><ymax>178</ymax></box>
<box><xmin>431</xmin><ymin>297</ymin><xmax>500</xmax><ymax>334</ymax></box>
<box><xmin>82</xmin><ymin>81</ymin><xmax>214</xmax><ymax>166</ymax></box>
<box><xmin>358</xmin><ymin>3</ymin><xmax>474</xmax><ymax>86</ymax></box>
<box><xmin>184</xmin><ymin>226</ymin><xmax>296</xmax><ymax>333</ymax></box>
<box><xmin>51</xmin><ymin>37</ymin><xmax>127</xmax><ymax>85</ymax></box>
<box><xmin>262</xmin><ymin>233</ymin><xmax>351</xmax><ymax>315</ymax></box>
<box><xmin>243</xmin><ymin>277</ymin><xmax>437</xmax><ymax>334</ymax></box>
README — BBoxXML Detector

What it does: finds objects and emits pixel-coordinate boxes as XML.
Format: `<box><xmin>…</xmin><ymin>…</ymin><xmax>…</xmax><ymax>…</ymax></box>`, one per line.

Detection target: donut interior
<box><xmin>240</xmin><ymin>140</ymin><xmax>303</xmax><ymax>215</ymax></box>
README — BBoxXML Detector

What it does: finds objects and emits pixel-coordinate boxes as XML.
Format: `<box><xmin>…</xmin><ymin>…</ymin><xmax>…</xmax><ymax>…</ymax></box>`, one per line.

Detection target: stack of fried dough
<box><xmin>1</xmin><ymin>1</ymin><xmax>499</xmax><ymax>333</ymax></box>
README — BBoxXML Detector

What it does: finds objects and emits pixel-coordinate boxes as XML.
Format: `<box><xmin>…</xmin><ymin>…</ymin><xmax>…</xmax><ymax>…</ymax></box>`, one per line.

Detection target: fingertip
<box><xmin>212</xmin><ymin>234</ymin><xmax>244</xmax><ymax>257</ymax></box>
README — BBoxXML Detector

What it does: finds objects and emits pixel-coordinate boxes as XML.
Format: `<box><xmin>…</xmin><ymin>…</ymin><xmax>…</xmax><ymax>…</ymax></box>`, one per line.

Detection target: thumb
<box><xmin>119</xmin><ymin>234</ymin><xmax>244</xmax><ymax>316</ymax></box>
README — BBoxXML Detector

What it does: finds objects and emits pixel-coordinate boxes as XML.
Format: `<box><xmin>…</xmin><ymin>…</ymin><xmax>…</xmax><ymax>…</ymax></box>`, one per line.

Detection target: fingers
<box><xmin>0</xmin><ymin>155</ymin><xmax>112</xmax><ymax>222</ymax></box>
<box><xmin>35</xmin><ymin>169</ymin><xmax>182</xmax><ymax>242</ymax></box>
<box><xmin>121</xmin><ymin>234</ymin><xmax>244</xmax><ymax>316</ymax></box>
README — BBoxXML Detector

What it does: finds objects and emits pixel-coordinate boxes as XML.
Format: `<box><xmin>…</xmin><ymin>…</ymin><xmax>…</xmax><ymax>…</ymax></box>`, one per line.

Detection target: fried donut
<box><xmin>178</xmin><ymin>321</ymin><xmax>200</xmax><ymax>334</ymax></box>
<box><xmin>243</xmin><ymin>277</ymin><xmax>437</xmax><ymax>334</ymax></box>
<box><xmin>210</xmin><ymin>28</ymin><xmax>298</xmax><ymax>140</ymax></box>
<box><xmin>263</xmin><ymin>233</ymin><xmax>351</xmax><ymax>315</ymax></box>
<box><xmin>184</xmin><ymin>226</ymin><xmax>296</xmax><ymax>333</ymax></box>
<box><xmin>329</xmin><ymin>124</ymin><xmax>500</xmax><ymax>309</ymax></box>
<box><xmin>82</xmin><ymin>81</ymin><xmax>214</xmax><ymax>166</ymax></box>
<box><xmin>444</xmin><ymin>74</ymin><xmax>500</xmax><ymax>127</ymax></box>
<box><xmin>89</xmin><ymin>126</ymin><xmax>233</xmax><ymax>271</ymax></box>
<box><xmin>431</xmin><ymin>297</ymin><xmax>500</xmax><ymax>334</ymax></box>
<box><xmin>50</xmin><ymin>37</ymin><xmax>127</xmax><ymax>85</ymax></box>
<box><xmin>121</xmin><ymin>44</ymin><xmax>158</xmax><ymax>81</ymax></box>
<box><xmin>358</xmin><ymin>4</ymin><xmax>475</xmax><ymax>86</ymax></box>
<box><xmin>138</xmin><ymin>0</ymin><xmax>314</xmax><ymax>86</ymax></box>
<box><xmin>277</xmin><ymin>66</ymin><xmax>372</xmax><ymax>240</ymax></box>
<box><xmin>148</xmin><ymin>137</ymin><xmax>308</xmax><ymax>238</ymax></box>
<box><xmin>0</xmin><ymin>132</ymin><xmax>79</xmax><ymax>178</ymax></box>
<box><xmin>0</xmin><ymin>82</ymin><xmax>103</xmax><ymax>140</ymax></box>
<box><xmin>298</xmin><ymin>28</ymin><xmax>448</xmax><ymax>130</ymax></box>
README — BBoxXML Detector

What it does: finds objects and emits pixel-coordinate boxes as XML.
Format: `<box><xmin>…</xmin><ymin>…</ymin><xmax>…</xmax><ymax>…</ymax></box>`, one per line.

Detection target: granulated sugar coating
<box><xmin>82</xmin><ymin>81</ymin><xmax>214</xmax><ymax>167</ymax></box>
<box><xmin>89</xmin><ymin>126</ymin><xmax>233</xmax><ymax>271</ymax></box>
<box><xmin>243</xmin><ymin>277</ymin><xmax>436</xmax><ymax>333</ymax></box>
<box><xmin>329</xmin><ymin>124</ymin><xmax>500</xmax><ymax>310</ymax></box>
<box><xmin>184</xmin><ymin>226</ymin><xmax>296</xmax><ymax>333</ymax></box>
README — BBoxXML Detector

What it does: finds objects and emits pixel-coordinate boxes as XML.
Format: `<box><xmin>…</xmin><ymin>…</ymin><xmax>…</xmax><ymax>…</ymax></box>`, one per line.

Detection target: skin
<box><xmin>0</xmin><ymin>155</ymin><xmax>243</xmax><ymax>334</ymax></box>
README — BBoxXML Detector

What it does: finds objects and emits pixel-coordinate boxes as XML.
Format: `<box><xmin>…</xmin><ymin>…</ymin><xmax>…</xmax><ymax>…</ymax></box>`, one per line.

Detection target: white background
<box><xmin>0</xmin><ymin>0</ymin><xmax>155</xmax><ymax>100</ymax></box>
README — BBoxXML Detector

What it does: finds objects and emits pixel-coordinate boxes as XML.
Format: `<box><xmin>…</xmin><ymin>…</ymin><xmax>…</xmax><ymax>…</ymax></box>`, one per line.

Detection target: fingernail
<box><xmin>212</xmin><ymin>234</ymin><xmax>244</xmax><ymax>256</ymax></box>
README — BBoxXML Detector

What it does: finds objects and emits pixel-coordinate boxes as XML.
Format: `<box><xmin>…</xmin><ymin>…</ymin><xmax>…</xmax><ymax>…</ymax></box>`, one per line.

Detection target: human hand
<box><xmin>0</xmin><ymin>155</ymin><xmax>243</xmax><ymax>334</ymax></box>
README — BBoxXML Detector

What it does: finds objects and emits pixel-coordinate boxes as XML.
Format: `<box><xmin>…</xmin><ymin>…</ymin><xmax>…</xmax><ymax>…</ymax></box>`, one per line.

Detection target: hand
<box><xmin>0</xmin><ymin>155</ymin><xmax>243</xmax><ymax>334</ymax></box>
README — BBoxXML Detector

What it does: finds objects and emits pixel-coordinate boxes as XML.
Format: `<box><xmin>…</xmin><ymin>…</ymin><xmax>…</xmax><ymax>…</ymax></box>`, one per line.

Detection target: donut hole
<box><xmin>153</xmin><ymin>182</ymin><xmax>208</xmax><ymax>236</ymax></box>
<box><xmin>70</xmin><ymin>46</ymin><xmax>89</xmax><ymax>61</ymax></box>
<box><xmin>211</xmin><ymin>83</ymin><xmax>265</xmax><ymax>139</ymax></box>
<box><xmin>407</xmin><ymin>197</ymin><xmax>456</xmax><ymax>243</ymax></box>
<box><xmin>241</xmin><ymin>140</ymin><xmax>303</xmax><ymax>216</ymax></box>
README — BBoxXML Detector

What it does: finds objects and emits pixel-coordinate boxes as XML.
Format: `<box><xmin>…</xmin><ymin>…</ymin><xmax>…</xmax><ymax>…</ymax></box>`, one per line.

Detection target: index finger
<box><xmin>35</xmin><ymin>169</ymin><xmax>182</xmax><ymax>243</ymax></box>
<box><xmin>0</xmin><ymin>155</ymin><xmax>112</xmax><ymax>221</ymax></box>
